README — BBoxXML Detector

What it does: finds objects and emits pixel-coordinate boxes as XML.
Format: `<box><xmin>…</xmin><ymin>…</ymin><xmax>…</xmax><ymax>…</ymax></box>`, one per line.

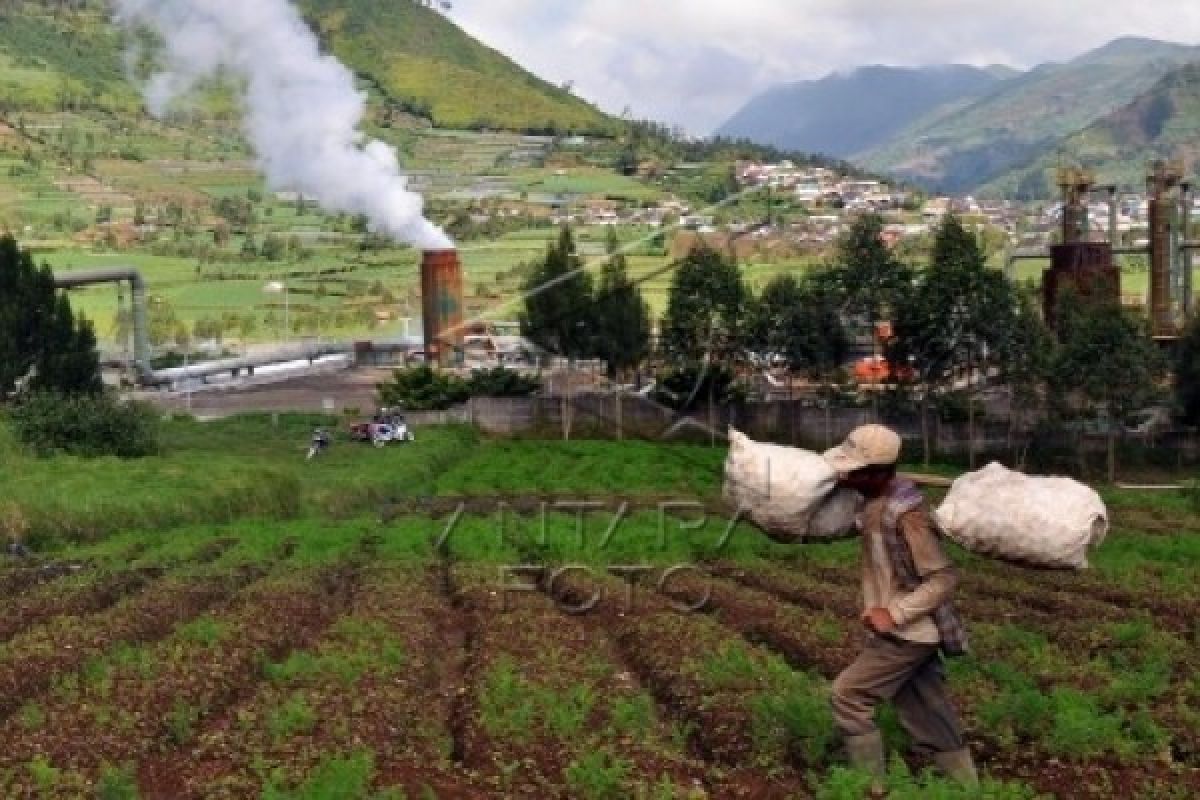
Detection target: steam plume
<box><xmin>114</xmin><ymin>0</ymin><xmax>452</xmax><ymax>249</ymax></box>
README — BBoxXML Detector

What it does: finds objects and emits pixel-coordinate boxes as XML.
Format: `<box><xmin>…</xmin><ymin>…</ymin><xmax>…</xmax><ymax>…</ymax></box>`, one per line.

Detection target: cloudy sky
<box><xmin>447</xmin><ymin>1</ymin><xmax>1200</xmax><ymax>135</ymax></box>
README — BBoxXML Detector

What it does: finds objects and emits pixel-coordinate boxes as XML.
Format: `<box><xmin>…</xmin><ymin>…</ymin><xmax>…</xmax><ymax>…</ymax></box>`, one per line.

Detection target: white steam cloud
<box><xmin>114</xmin><ymin>0</ymin><xmax>452</xmax><ymax>250</ymax></box>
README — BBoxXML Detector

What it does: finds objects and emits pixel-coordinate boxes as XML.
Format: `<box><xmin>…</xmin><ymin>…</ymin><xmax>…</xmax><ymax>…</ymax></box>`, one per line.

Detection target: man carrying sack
<box><xmin>823</xmin><ymin>424</ymin><xmax>978</xmax><ymax>792</ymax></box>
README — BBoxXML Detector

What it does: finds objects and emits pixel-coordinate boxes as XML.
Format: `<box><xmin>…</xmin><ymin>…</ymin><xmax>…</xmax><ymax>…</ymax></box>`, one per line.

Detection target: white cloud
<box><xmin>447</xmin><ymin>1</ymin><xmax>1200</xmax><ymax>134</ymax></box>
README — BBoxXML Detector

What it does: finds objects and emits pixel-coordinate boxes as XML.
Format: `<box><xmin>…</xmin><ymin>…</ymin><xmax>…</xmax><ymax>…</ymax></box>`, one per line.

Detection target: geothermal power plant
<box><xmin>1039</xmin><ymin>162</ymin><xmax>1198</xmax><ymax>339</ymax></box>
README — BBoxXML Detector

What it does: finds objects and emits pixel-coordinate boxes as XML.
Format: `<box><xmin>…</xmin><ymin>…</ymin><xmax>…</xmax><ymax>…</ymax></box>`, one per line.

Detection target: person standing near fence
<box><xmin>823</xmin><ymin>424</ymin><xmax>978</xmax><ymax>794</ymax></box>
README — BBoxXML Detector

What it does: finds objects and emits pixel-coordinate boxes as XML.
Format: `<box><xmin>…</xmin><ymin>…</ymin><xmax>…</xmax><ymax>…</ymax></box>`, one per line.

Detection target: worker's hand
<box><xmin>862</xmin><ymin>607</ymin><xmax>896</xmax><ymax>635</ymax></box>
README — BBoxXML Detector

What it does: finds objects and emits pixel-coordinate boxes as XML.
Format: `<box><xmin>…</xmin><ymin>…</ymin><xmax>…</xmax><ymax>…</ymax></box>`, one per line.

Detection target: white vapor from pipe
<box><xmin>114</xmin><ymin>0</ymin><xmax>452</xmax><ymax>250</ymax></box>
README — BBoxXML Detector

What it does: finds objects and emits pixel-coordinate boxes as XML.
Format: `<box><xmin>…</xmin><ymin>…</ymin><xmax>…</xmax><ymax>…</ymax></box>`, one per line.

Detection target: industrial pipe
<box><xmin>1107</xmin><ymin>187</ymin><xmax>1119</xmax><ymax>248</ymax></box>
<box><xmin>151</xmin><ymin>341</ymin><xmax>353</xmax><ymax>384</ymax></box>
<box><xmin>1183</xmin><ymin>184</ymin><xmax>1194</xmax><ymax>318</ymax></box>
<box><xmin>1004</xmin><ymin>248</ymin><xmax>1049</xmax><ymax>281</ymax></box>
<box><xmin>53</xmin><ymin>268</ymin><xmax>151</xmax><ymax>380</ymax></box>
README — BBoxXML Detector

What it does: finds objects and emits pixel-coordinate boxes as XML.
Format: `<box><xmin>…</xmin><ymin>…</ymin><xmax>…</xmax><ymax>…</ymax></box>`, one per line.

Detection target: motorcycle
<box><xmin>368</xmin><ymin>417</ymin><xmax>416</xmax><ymax>447</ymax></box>
<box><xmin>307</xmin><ymin>428</ymin><xmax>331</xmax><ymax>460</ymax></box>
<box><xmin>350</xmin><ymin>411</ymin><xmax>415</xmax><ymax>448</ymax></box>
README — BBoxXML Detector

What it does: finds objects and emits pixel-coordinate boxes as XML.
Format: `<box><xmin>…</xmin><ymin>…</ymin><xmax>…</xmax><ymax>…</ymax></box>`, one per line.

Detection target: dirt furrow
<box><xmin>0</xmin><ymin>566</ymin><xmax>356</xmax><ymax>795</ymax></box>
<box><xmin>707</xmin><ymin>560</ymin><xmax>860</xmax><ymax>619</ymax></box>
<box><xmin>666</xmin><ymin>568</ymin><xmax>857</xmax><ymax>679</ymax></box>
<box><xmin>447</xmin><ymin>564</ymin><xmax>716</xmax><ymax>799</ymax></box>
<box><xmin>542</xmin><ymin>568</ymin><xmax>816</xmax><ymax>799</ymax></box>
<box><xmin>134</xmin><ymin>564</ymin><xmax>476</xmax><ymax>798</ymax></box>
<box><xmin>0</xmin><ymin>567</ymin><xmax>162</xmax><ymax>643</ymax></box>
<box><xmin>0</xmin><ymin>569</ymin><xmax>256</xmax><ymax>724</ymax></box>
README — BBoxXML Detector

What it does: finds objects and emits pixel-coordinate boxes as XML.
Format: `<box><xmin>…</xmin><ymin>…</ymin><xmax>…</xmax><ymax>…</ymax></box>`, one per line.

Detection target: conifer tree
<box><xmin>0</xmin><ymin>235</ymin><xmax>101</xmax><ymax>397</ymax></box>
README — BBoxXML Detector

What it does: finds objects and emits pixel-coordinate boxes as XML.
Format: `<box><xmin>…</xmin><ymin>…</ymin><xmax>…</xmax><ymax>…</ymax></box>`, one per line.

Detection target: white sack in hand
<box><xmin>933</xmin><ymin>462</ymin><xmax>1108</xmax><ymax>569</ymax></box>
<box><xmin>723</xmin><ymin>429</ymin><xmax>847</xmax><ymax>541</ymax></box>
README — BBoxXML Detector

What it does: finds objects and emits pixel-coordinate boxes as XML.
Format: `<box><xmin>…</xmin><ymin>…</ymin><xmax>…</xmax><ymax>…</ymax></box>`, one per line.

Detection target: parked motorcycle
<box><xmin>349</xmin><ymin>410</ymin><xmax>415</xmax><ymax>447</ymax></box>
<box><xmin>307</xmin><ymin>428</ymin><xmax>331</xmax><ymax>460</ymax></box>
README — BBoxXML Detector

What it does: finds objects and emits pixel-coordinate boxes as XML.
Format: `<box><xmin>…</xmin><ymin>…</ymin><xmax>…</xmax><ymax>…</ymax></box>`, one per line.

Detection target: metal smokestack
<box><xmin>1147</xmin><ymin>161</ymin><xmax>1182</xmax><ymax>337</ymax></box>
<box><xmin>421</xmin><ymin>250</ymin><xmax>464</xmax><ymax>367</ymax></box>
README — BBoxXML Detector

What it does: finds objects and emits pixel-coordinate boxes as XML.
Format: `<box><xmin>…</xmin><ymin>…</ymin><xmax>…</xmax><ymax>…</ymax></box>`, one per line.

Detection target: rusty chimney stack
<box><xmin>1043</xmin><ymin>167</ymin><xmax>1119</xmax><ymax>328</ymax></box>
<box><xmin>420</xmin><ymin>249</ymin><xmax>464</xmax><ymax>367</ymax></box>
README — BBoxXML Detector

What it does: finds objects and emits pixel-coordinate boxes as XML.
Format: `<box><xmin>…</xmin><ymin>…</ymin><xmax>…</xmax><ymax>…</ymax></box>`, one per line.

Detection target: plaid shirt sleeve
<box><xmin>883</xmin><ymin>487</ymin><xmax>970</xmax><ymax>656</ymax></box>
<box><xmin>899</xmin><ymin>509</ymin><xmax>954</xmax><ymax>576</ymax></box>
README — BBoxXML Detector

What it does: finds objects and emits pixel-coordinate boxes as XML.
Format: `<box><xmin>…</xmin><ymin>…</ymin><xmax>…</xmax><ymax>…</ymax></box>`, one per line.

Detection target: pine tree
<box><xmin>593</xmin><ymin>231</ymin><xmax>650</xmax><ymax>379</ymax></box>
<box><xmin>0</xmin><ymin>235</ymin><xmax>102</xmax><ymax>396</ymax></box>
<box><xmin>519</xmin><ymin>226</ymin><xmax>595</xmax><ymax>359</ymax></box>
<box><xmin>1055</xmin><ymin>296</ymin><xmax>1167</xmax><ymax>481</ymax></box>
<box><xmin>891</xmin><ymin>214</ymin><xmax>1017</xmax><ymax>465</ymax></box>
<box><xmin>746</xmin><ymin>272</ymin><xmax>847</xmax><ymax>376</ymax></box>
<box><xmin>660</xmin><ymin>243</ymin><xmax>746</xmax><ymax>366</ymax></box>
<box><xmin>830</xmin><ymin>213</ymin><xmax>913</xmax><ymax>336</ymax></box>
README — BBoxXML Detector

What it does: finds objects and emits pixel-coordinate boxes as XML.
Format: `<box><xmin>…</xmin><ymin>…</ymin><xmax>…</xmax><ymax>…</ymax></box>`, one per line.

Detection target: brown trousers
<box><xmin>831</xmin><ymin>635</ymin><xmax>966</xmax><ymax>755</ymax></box>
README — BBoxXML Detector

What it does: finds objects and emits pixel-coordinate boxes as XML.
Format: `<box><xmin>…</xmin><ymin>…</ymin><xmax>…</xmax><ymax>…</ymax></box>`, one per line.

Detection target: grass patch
<box><xmin>266</xmin><ymin>619</ymin><xmax>405</xmax><ymax>687</ymax></box>
<box><xmin>814</xmin><ymin>762</ymin><xmax>1046</xmax><ymax>799</ymax></box>
<box><xmin>691</xmin><ymin>640</ymin><xmax>836</xmax><ymax>765</ymax></box>
<box><xmin>563</xmin><ymin>748</ymin><xmax>631</xmax><ymax>800</ymax></box>
<box><xmin>268</xmin><ymin>694</ymin><xmax>319</xmax><ymax>741</ymax></box>
<box><xmin>262</xmin><ymin>750</ymin><xmax>405</xmax><ymax>800</ymax></box>
<box><xmin>177</xmin><ymin>616</ymin><xmax>232</xmax><ymax>647</ymax></box>
<box><xmin>0</xmin><ymin>415</ymin><xmax>477</xmax><ymax>547</ymax></box>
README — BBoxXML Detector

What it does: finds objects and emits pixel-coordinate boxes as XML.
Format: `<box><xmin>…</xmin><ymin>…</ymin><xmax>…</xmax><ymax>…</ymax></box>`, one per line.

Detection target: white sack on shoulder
<box><xmin>723</xmin><ymin>429</ymin><xmax>844</xmax><ymax>541</ymax></box>
<box><xmin>933</xmin><ymin>462</ymin><xmax>1108</xmax><ymax>569</ymax></box>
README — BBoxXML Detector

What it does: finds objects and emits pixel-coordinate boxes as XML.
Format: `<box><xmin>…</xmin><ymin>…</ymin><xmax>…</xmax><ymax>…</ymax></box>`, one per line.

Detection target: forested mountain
<box><xmin>716</xmin><ymin>64</ymin><xmax>1010</xmax><ymax>159</ymax></box>
<box><xmin>720</xmin><ymin>36</ymin><xmax>1200</xmax><ymax>198</ymax></box>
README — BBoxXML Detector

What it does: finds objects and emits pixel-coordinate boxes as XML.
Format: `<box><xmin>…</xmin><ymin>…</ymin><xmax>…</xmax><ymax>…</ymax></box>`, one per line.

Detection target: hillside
<box><xmin>0</xmin><ymin>2</ymin><xmax>138</xmax><ymax>112</ymax></box>
<box><xmin>297</xmin><ymin>0</ymin><xmax>614</xmax><ymax>135</ymax></box>
<box><xmin>856</xmin><ymin>37</ymin><xmax>1200</xmax><ymax>194</ymax></box>
<box><xmin>982</xmin><ymin>62</ymin><xmax>1200</xmax><ymax>198</ymax></box>
<box><xmin>715</xmin><ymin>64</ymin><xmax>1008</xmax><ymax>158</ymax></box>
<box><xmin>0</xmin><ymin>0</ymin><xmax>616</xmax><ymax>135</ymax></box>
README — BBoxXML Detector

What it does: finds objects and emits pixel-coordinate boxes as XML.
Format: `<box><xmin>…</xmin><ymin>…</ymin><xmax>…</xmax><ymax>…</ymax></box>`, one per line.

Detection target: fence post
<box><xmin>615</xmin><ymin>390</ymin><xmax>623</xmax><ymax>441</ymax></box>
<box><xmin>562</xmin><ymin>361</ymin><xmax>572</xmax><ymax>441</ymax></box>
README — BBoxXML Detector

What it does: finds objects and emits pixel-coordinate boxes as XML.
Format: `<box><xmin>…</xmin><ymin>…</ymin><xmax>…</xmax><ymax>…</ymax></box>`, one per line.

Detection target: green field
<box><xmin>0</xmin><ymin>414</ymin><xmax>1196</xmax><ymax>797</ymax></box>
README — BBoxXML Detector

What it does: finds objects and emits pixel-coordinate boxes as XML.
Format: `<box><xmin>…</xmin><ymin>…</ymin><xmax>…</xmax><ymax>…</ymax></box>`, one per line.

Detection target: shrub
<box><xmin>377</xmin><ymin>366</ymin><xmax>468</xmax><ymax>411</ymax></box>
<box><xmin>8</xmin><ymin>392</ymin><xmax>160</xmax><ymax>458</ymax></box>
<box><xmin>653</xmin><ymin>364</ymin><xmax>746</xmax><ymax>412</ymax></box>
<box><xmin>378</xmin><ymin>366</ymin><xmax>542</xmax><ymax>409</ymax></box>
<box><xmin>466</xmin><ymin>367</ymin><xmax>541</xmax><ymax>398</ymax></box>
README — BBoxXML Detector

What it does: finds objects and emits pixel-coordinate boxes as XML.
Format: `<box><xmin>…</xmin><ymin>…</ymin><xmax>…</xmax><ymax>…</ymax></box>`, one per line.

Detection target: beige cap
<box><xmin>824</xmin><ymin>424</ymin><xmax>902</xmax><ymax>473</ymax></box>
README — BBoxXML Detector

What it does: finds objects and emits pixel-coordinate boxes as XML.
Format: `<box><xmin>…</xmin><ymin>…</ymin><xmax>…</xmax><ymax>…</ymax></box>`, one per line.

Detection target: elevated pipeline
<box><xmin>53</xmin><ymin>268</ymin><xmax>152</xmax><ymax>381</ymax></box>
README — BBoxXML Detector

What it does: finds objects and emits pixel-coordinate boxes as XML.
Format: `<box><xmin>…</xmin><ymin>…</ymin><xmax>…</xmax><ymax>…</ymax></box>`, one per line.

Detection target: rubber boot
<box><xmin>844</xmin><ymin>731</ymin><xmax>887</xmax><ymax>797</ymax></box>
<box><xmin>934</xmin><ymin>747</ymin><xmax>979</xmax><ymax>787</ymax></box>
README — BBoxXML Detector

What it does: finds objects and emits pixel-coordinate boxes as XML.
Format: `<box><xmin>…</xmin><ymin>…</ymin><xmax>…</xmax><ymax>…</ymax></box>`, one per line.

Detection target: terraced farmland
<box><xmin>0</xmin><ymin>416</ymin><xmax>1197</xmax><ymax>798</ymax></box>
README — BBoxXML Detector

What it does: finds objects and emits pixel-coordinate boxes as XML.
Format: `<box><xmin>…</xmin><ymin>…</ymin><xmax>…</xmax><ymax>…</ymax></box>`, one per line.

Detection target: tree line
<box><xmin>520</xmin><ymin>215</ymin><xmax>1198</xmax><ymax>480</ymax></box>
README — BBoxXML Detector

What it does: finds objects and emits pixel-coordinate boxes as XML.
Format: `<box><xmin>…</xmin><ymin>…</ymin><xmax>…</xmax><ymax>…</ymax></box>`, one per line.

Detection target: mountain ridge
<box><xmin>716</xmin><ymin>64</ymin><xmax>1007</xmax><ymax>159</ymax></box>
<box><xmin>981</xmin><ymin>61</ymin><xmax>1200</xmax><ymax>198</ymax></box>
<box><xmin>718</xmin><ymin>36</ymin><xmax>1200</xmax><ymax>197</ymax></box>
<box><xmin>857</xmin><ymin>37</ymin><xmax>1200</xmax><ymax>194</ymax></box>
